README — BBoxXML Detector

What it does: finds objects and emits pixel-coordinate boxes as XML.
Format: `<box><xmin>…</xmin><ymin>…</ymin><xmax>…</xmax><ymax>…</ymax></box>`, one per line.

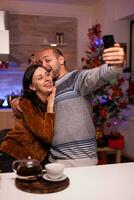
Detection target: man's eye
<box><xmin>46</xmin><ymin>59</ymin><xmax>51</xmax><ymax>62</ymax></box>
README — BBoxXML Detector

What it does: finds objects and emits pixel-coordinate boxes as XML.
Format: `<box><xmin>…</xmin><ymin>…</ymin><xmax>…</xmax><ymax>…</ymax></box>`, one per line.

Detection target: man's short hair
<box><xmin>52</xmin><ymin>48</ymin><xmax>64</xmax><ymax>58</ymax></box>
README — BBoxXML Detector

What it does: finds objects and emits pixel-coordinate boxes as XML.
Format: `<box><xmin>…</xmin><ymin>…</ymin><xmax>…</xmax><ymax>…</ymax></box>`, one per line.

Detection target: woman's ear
<box><xmin>30</xmin><ymin>84</ymin><xmax>36</xmax><ymax>91</ymax></box>
<box><xmin>59</xmin><ymin>55</ymin><xmax>64</xmax><ymax>65</ymax></box>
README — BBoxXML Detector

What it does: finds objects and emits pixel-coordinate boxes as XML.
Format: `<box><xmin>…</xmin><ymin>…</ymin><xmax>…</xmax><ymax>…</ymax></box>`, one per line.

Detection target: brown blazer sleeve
<box><xmin>19</xmin><ymin>98</ymin><xmax>55</xmax><ymax>143</ymax></box>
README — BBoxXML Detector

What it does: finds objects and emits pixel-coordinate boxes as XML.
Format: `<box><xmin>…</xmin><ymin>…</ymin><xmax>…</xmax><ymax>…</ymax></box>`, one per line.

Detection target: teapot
<box><xmin>12</xmin><ymin>157</ymin><xmax>43</xmax><ymax>180</ymax></box>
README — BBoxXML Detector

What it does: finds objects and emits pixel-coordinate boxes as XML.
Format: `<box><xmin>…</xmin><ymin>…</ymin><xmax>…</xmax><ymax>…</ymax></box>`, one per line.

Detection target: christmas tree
<box><xmin>81</xmin><ymin>23</ymin><xmax>103</xmax><ymax>69</ymax></box>
<box><xmin>81</xmin><ymin>23</ymin><xmax>127</xmax><ymax>128</ymax></box>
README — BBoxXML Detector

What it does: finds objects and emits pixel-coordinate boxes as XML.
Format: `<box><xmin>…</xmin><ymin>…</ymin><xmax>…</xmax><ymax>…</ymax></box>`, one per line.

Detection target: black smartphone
<box><xmin>103</xmin><ymin>35</ymin><xmax>115</xmax><ymax>49</ymax></box>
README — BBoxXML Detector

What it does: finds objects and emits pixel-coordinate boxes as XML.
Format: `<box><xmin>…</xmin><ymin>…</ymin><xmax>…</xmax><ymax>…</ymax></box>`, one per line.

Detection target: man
<box><xmin>12</xmin><ymin>44</ymin><xmax>125</xmax><ymax>167</ymax></box>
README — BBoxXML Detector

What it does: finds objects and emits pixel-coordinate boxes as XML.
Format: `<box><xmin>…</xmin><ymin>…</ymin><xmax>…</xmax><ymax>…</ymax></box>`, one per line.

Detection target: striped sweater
<box><xmin>49</xmin><ymin>64</ymin><xmax>122</xmax><ymax>167</ymax></box>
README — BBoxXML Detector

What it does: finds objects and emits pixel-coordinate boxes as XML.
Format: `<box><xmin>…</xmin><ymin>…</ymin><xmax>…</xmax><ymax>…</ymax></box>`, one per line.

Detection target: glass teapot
<box><xmin>12</xmin><ymin>157</ymin><xmax>43</xmax><ymax>180</ymax></box>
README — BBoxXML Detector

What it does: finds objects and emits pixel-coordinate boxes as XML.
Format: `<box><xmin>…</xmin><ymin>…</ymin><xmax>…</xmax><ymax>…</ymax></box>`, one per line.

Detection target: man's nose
<box><xmin>41</xmin><ymin>60</ymin><xmax>47</xmax><ymax>66</ymax></box>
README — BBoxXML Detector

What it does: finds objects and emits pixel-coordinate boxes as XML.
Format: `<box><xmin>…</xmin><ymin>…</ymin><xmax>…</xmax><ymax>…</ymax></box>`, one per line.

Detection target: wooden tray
<box><xmin>15</xmin><ymin>176</ymin><xmax>69</xmax><ymax>194</ymax></box>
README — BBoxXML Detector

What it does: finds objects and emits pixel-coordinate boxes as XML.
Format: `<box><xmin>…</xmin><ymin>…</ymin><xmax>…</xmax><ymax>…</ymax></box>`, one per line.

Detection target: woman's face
<box><xmin>30</xmin><ymin>67</ymin><xmax>53</xmax><ymax>97</ymax></box>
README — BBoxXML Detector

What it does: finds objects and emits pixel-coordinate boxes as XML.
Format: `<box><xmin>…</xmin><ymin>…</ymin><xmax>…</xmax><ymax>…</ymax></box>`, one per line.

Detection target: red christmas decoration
<box><xmin>108</xmin><ymin>132</ymin><xmax>124</xmax><ymax>149</ymax></box>
<box><xmin>106</xmin><ymin>122</ymin><xmax>111</xmax><ymax>127</ymax></box>
<box><xmin>127</xmin><ymin>81</ymin><xmax>134</xmax><ymax>96</ymax></box>
<box><xmin>82</xmin><ymin>23</ymin><xmax>103</xmax><ymax>69</ymax></box>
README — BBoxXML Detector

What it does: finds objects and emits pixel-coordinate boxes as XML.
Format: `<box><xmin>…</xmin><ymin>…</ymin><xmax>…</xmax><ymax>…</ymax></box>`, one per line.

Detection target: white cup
<box><xmin>45</xmin><ymin>163</ymin><xmax>64</xmax><ymax>179</ymax></box>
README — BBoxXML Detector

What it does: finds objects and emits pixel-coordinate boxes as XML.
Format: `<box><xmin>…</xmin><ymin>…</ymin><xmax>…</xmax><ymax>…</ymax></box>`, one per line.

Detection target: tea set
<box><xmin>12</xmin><ymin>157</ymin><xmax>66</xmax><ymax>182</ymax></box>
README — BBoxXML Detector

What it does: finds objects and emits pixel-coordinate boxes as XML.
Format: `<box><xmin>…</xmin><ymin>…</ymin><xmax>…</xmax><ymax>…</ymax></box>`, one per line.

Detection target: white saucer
<box><xmin>43</xmin><ymin>174</ymin><xmax>67</xmax><ymax>182</ymax></box>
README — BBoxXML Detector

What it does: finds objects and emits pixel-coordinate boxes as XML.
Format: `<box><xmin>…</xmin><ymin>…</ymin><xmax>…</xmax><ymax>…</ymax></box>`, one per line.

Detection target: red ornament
<box><xmin>106</xmin><ymin>122</ymin><xmax>111</xmax><ymax>127</ymax></box>
<box><xmin>118</xmin><ymin>77</ymin><xmax>125</xmax><ymax>85</ymax></box>
<box><xmin>127</xmin><ymin>81</ymin><xmax>134</xmax><ymax>96</ymax></box>
<box><xmin>109</xmin><ymin>135</ymin><xmax>124</xmax><ymax>149</ymax></box>
<box><xmin>112</xmin><ymin>87</ymin><xmax>123</xmax><ymax>97</ymax></box>
<box><xmin>119</xmin><ymin>101</ymin><xmax>127</xmax><ymax>109</ymax></box>
<box><xmin>100</xmin><ymin>108</ymin><xmax>107</xmax><ymax>118</ymax></box>
<box><xmin>81</xmin><ymin>57</ymin><xmax>85</xmax><ymax>63</ymax></box>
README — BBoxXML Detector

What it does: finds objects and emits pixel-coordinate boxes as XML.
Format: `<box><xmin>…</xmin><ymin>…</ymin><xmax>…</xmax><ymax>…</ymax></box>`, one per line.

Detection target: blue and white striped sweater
<box><xmin>49</xmin><ymin>64</ymin><xmax>122</xmax><ymax>165</ymax></box>
<box><xmin>50</xmin><ymin>137</ymin><xmax>97</xmax><ymax>160</ymax></box>
<box><xmin>55</xmin><ymin>70</ymin><xmax>80</xmax><ymax>103</ymax></box>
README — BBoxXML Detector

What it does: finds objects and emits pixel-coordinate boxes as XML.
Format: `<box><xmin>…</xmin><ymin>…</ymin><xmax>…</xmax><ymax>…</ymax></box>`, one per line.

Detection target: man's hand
<box><xmin>102</xmin><ymin>43</ymin><xmax>125</xmax><ymax>68</ymax></box>
<box><xmin>11</xmin><ymin>97</ymin><xmax>23</xmax><ymax>117</ymax></box>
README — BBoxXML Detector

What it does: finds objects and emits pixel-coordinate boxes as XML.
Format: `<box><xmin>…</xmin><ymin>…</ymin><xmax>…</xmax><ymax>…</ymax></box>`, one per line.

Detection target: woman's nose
<box><xmin>45</xmin><ymin>74</ymin><xmax>52</xmax><ymax>81</ymax></box>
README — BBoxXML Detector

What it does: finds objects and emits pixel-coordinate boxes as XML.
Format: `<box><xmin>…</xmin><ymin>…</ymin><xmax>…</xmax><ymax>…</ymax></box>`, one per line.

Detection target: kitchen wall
<box><xmin>0</xmin><ymin>0</ymin><xmax>92</xmax><ymax>67</ymax></box>
<box><xmin>8</xmin><ymin>13</ymin><xmax>77</xmax><ymax>71</ymax></box>
<box><xmin>91</xmin><ymin>0</ymin><xmax>130</xmax><ymax>63</ymax></box>
<box><xmin>114</xmin><ymin>0</ymin><xmax>134</xmax><ymax>19</ymax></box>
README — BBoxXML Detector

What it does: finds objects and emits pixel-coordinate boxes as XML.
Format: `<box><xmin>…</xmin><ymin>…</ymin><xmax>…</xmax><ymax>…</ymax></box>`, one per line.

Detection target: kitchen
<box><xmin>0</xmin><ymin>0</ymin><xmax>134</xmax><ymax>165</ymax></box>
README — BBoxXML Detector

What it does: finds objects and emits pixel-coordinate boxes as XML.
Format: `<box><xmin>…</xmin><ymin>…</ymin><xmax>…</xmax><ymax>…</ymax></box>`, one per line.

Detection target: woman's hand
<box><xmin>47</xmin><ymin>86</ymin><xmax>56</xmax><ymax>113</ymax></box>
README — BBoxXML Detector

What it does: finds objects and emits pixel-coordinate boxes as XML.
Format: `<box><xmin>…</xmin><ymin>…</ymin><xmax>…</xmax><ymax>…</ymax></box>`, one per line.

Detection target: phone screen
<box><xmin>103</xmin><ymin>35</ymin><xmax>115</xmax><ymax>49</ymax></box>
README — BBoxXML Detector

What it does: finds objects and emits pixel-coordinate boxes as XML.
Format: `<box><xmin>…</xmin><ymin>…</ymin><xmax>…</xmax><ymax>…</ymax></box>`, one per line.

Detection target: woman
<box><xmin>0</xmin><ymin>64</ymin><xmax>56</xmax><ymax>172</ymax></box>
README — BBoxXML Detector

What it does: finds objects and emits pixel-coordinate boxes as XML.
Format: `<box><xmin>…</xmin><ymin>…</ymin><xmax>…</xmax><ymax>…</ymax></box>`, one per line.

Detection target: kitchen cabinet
<box><xmin>0</xmin><ymin>108</ymin><xmax>14</xmax><ymax>130</ymax></box>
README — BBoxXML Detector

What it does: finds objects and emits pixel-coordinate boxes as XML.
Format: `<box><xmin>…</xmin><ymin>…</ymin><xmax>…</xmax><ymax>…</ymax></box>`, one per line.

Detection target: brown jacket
<box><xmin>0</xmin><ymin>98</ymin><xmax>55</xmax><ymax>161</ymax></box>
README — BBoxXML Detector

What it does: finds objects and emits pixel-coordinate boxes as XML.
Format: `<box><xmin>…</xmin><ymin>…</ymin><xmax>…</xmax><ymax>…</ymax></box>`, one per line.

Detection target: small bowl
<box><xmin>0</xmin><ymin>99</ymin><xmax>4</xmax><ymax>107</ymax></box>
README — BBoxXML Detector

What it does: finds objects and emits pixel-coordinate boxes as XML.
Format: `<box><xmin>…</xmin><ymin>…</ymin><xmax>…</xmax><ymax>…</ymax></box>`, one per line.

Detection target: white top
<box><xmin>0</xmin><ymin>162</ymin><xmax>134</xmax><ymax>200</ymax></box>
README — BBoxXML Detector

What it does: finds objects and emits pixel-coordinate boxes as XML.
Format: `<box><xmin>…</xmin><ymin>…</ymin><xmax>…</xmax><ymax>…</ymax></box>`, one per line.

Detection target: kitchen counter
<box><xmin>1</xmin><ymin>162</ymin><xmax>134</xmax><ymax>200</ymax></box>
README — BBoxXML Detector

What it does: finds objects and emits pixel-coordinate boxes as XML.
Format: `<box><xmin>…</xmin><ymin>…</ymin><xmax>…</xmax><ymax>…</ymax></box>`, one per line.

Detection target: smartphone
<box><xmin>103</xmin><ymin>35</ymin><xmax>115</xmax><ymax>49</ymax></box>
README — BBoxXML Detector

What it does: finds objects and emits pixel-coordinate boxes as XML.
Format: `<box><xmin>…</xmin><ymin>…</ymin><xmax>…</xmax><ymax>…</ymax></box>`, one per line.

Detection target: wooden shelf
<box><xmin>10</xmin><ymin>42</ymin><xmax>68</xmax><ymax>47</ymax></box>
<box><xmin>97</xmin><ymin>147</ymin><xmax>122</xmax><ymax>163</ymax></box>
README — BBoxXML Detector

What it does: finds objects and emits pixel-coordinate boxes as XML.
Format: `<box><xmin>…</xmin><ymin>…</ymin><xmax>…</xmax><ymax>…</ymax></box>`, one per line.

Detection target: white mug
<box><xmin>45</xmin><ymin>163</ymin><xmax>64</xmax><ymax>179</ymax></box>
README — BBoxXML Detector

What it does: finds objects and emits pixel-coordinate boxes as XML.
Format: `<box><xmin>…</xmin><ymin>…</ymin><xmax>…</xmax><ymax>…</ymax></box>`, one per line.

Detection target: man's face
<box><xmin>38</xmin><ymin>49</ymin><xmax>61</xmax><ymax>80</ymax></box>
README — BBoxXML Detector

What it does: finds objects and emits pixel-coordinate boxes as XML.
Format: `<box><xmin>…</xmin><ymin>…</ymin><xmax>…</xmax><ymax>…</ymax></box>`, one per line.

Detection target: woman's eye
<box><xmin>45</xmin><ymin>72</ymin><xmax>49</xmax><ymax>76</ymax></box>
<box><xmin>37</xmin><ymin>76</ymin><xmax>42</xmax><ymax>80</ymax></box>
